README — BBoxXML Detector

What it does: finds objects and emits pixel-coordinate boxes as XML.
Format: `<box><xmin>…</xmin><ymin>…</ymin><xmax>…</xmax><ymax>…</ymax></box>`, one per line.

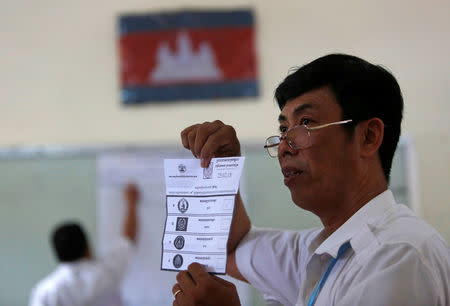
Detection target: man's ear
<box><xmin>358</xmin><ymin>118</ymin><xmax>384</xmax><ymax>158</ymax></box>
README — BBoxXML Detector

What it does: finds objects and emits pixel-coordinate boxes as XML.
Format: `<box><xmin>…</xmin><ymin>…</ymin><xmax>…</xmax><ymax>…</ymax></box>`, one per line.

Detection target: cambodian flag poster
<box><xmin>118</xmin><ymin>9</ymin><xmax>259</xmax><ymax>104</ymax></box>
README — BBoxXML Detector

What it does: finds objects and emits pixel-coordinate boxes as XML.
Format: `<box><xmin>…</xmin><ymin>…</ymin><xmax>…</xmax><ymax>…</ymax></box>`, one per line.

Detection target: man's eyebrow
<box><xmin>278</xmin><ymin>114</ymin><xmax>287</xmax><ymax>122</ymax></box>
<box><xmin>278</xmin><ymin>103</ymin><xmax>316</xmax><ymax>122</ymax></box>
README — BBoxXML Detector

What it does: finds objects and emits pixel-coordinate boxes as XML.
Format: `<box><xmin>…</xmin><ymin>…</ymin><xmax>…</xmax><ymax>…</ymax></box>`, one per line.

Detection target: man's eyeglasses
<box><xmin>264</xmin><ymin>119</ymin><xmax>353</xmax><ymax>157</ymax></box>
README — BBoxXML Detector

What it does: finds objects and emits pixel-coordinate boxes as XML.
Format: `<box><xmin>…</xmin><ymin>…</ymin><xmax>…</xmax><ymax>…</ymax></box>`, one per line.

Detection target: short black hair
<box><xmin>275</xmin><ymin>53</ymin><xmax>403</xmax><ymax>182</ymax></box>
<box><xmin>51</xmin><ymin>222</ymin><xmax>88</xmax><ymax>262</ymax></box>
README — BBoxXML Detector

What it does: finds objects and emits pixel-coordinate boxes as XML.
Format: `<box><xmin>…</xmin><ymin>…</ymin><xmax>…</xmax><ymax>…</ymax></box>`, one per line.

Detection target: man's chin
<box><xmin>290</xmin><ymin>191</ymin><xmax>316</xmax><ymax>212</ymax></box>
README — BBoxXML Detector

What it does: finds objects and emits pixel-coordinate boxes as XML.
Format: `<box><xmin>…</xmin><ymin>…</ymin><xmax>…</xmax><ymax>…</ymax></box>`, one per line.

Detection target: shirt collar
<box><xmin>314</xmin><ymin>189</ymin><xmax>396</xmax><ymax>258</ymax></box>
<box><xmin>58</xmin><ymin>258</ymin><xmax>89</xmax><ymax>269</ymax></box>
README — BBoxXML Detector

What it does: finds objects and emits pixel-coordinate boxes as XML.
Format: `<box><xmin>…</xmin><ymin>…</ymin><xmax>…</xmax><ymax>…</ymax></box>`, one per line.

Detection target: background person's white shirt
<box><xmin>236</xmin><ymin>190</ymin><xmax>450</xmax><ymax>306</ymax></box>
<box><xmin>29</xmin><ymin>238</ymin><xmax>132</xmax><ymax>306</ymax></box>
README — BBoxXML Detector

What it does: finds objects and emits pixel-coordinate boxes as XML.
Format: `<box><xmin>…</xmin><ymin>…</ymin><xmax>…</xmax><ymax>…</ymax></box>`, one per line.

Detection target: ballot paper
<box><xmin>161</xmin><ymin>157</ymin><xmax>245</xmax><ymax>274</ymax></box>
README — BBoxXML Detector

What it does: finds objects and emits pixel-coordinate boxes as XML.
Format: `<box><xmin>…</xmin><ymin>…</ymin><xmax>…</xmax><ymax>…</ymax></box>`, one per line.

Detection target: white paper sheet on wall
<box><xmin>97</xmin><ymin>153</ymin><xmax>177</xmax><ymax>306</ymax></box>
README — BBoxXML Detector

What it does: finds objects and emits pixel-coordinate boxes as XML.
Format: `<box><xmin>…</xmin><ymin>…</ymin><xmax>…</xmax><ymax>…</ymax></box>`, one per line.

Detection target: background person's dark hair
<box><xmin>275</xmin><ymin>53</ymin><xmax>403</xmax><ymax>182</ymax></box>
<box><xmin>51</xmin><ymin>222</ymin><xmax>89</xmax><ymax>262</ymax></box>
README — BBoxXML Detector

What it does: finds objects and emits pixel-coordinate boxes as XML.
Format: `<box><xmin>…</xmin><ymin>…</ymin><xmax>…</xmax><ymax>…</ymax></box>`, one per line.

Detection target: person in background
<box><xmin>29</xmin><ymin>183</ymin><xmax>139</xmax><ymax>306</ymax></box>
<box><xmin>172</xmin><ymin>54</ymin><xmax>450</xmax><ymax>306</ymax></box>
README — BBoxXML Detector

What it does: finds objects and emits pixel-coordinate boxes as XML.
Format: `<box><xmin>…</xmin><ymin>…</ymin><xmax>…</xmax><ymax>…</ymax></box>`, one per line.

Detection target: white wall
<box><xmin>1</xmin><ymin>0</ymin><xmax>449</xmax><ymax>244</ymax></box>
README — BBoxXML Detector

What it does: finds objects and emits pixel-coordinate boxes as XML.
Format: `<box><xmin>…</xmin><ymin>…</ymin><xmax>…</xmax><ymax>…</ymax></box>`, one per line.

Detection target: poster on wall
<box><xmin>118</xmin><ymin>9</ymin><xmax>259</xmax><ymax>104</ymax></box>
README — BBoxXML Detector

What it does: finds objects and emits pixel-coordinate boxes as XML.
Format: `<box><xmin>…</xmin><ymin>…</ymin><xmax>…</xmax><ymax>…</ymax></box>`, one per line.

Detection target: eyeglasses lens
<box><xmin>289</xmin><ymin>126</ymin><xmax>310</xmax><ymax>150</ymax></box>
<box><xmin>265</xmin><ymin>126</ymin><xmax>310</xmax><ymax>157</ymax></box>
<box><xmin>265</xmin><ymin>136</ymin><xmax>279</xmax><ymax>157</ymax></box>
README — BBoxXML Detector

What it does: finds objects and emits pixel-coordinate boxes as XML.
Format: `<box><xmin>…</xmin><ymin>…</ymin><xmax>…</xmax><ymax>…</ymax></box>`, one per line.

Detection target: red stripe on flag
<box><xmin>119</xmin><ymin>27</ymin><xmax>257</xmax><ymax>86</ymax></box>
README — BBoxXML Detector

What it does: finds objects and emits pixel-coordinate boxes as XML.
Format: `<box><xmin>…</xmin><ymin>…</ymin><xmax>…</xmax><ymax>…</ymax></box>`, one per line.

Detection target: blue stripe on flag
<box><xmin>119</xmin><ymin>10</ymin><xmax>254</xmax><ymax>35</ymax></box>
<box><xmin>121</xmin><ymin>80</ymin><xmax>259</xmax><ymax>104</ymax></box>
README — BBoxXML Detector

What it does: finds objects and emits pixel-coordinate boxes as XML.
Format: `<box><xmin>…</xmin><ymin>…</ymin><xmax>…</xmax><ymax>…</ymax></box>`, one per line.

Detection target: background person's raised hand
<box><xmin>125</xmin><ymin>183</ymin><xmax>140</xmax><ymax>206</ymax></box>
<box><xmin>123</xmin><ymin>183</ymin><xmax>139</xmax><ymax>242</ymax></box>
<box><xmin>180</xmin><ymin>120</ymin><xmax>241</xmax><ymax>168</ymax></box>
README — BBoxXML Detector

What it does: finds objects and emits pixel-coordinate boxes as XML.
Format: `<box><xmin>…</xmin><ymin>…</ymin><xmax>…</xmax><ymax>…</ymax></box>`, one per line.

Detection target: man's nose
<box><xmin>278</xmin><ymin>137</ymin><xmax>297</xmax><ymax>158</ymax></box>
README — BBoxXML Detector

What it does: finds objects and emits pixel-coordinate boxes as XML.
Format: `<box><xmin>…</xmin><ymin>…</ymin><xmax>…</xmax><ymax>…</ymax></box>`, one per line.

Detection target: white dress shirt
<box><xmin>235</xmin><ymin>190</ymin><xmax>450</xmax><ymax>306</ymax></box>
<box><xmin>29</xmin><ymin>238</ymin><xmax>132</xmax><ymax>306</ymax></box>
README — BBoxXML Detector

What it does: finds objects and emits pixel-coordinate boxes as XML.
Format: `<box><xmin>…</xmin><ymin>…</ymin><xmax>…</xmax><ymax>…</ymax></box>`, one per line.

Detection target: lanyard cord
<box><xmin>307</xmin><ymin>241</ymin><xmax>351</xmax><ymax>306</ymax></box>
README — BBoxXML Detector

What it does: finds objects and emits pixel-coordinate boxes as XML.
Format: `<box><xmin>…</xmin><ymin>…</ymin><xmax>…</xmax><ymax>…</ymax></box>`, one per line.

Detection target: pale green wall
<box><xmin>0</xmin><ymin>158</ymin><xmax>97</xmax><ymax>306</ymax></box>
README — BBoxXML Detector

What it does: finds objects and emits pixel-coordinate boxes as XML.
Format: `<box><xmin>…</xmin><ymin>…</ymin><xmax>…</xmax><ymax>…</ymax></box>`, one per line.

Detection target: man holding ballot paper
<box><xmin>171</xmin><ymin>54</ymin><xmax>450</xmax><ymax>306</ymax></box>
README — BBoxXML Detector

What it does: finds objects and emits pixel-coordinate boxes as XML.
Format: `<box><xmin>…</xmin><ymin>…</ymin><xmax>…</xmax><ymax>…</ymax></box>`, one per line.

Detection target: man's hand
<box><xmin>172</xmin><ymin>263</ymin><xmax>241</xmax><ymax>306</ymax></box>
<box><xmin>181</xmin><ymin>120</ymin><xmax>241</xmax><ymax>168</ymax></box>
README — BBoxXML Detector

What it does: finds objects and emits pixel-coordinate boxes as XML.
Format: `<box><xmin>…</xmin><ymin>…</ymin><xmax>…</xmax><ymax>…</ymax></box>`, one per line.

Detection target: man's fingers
<box><xmin>210</xmin><ymin>274</ymin><xmax>235</xmax><ymax>287</ymax></box>
<box><xmin>180</xmin><ymin>124</ymin><xmax>200</xmax><ymax>150</ymax></box>
<box><xmin>193</xmin><ymin>121</ymin><xmax>223</xmax><ymax>159</ymax></box>
<box><xmin>200</xmin><ymin>124</ymin><xmax>240</xmax><ymax>160</ymax></box>
<box><xmin>181</xmin><ymin>121</ymin><xmax>240</xmax><ymax>168</ymax></box>
<box><xmin>186</xmin><ymin>262</ymin><xmax>211</xmax><ymax>283</ymax></box>
<box><xmin>172</xmin><ymin>263</ymin><xmax>241</xmax><ymax>306</ymax></box>
<box><xmin>172</xmin><ymin>283</ymin><xmax>191</xmax><ymax>306</ymax></box>
<box><xmin>181</xmin><ymin>121</ymin><xmax>225</xmax><ymax>163</ymax></box>
<box><xmin>172</xmin><ymin>283</ymin><xmax>182</xmax><ymax>295</ymax></box>
<box><xmin>188</xmin><ymin>128</ymin><xmax>201</xmax><ymax>157</ymax></box>
<box><xmin>176</xmin><ymin>270</ymin><xmax>197</xmax><ymax>293</ymax></box>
